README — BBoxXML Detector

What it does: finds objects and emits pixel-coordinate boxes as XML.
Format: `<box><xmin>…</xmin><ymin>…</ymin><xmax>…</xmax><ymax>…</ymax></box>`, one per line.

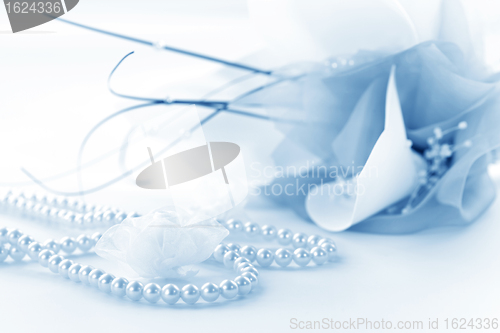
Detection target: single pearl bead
<box><xmin>143</xmin><ymin>283</ymin><xmax>161</xmax><ymax>303</ymax></box>
<box><xmin>181</xmin><ymin>284</ymin><xmax>200</xmax><ymax>304</ymax></box>
<box><xmin>126</xmin><ymin>281</ymin><xmax>144</xmax><ymax>301</ymax></box>
<box><xmin>111</xmin><ymin>277</ymin><xmax>129</xmax><ymax>297</ymax></box>
<box><xmin>261</xmin><ymin>225</ymin><xmax>277</xmax><ymax>241</ymax></box>
<box><xmin>48</xmin><ymin>255</ymin><xmax>65</xmax><ymax>273</ymax></box>
<box><xmin>43</xmin><ymin>239</ymin><xmax>60</xmax><ymax>253</ymax></box>
<box><xmin>76</xmin><ymin>235</ymin><xmax>93</xmax><ymax>252</ymax></box>
<box><xmin>68</xmin><ymin>264</ymin><xmax>82</xmax><ymax>282</ymax></box>
<box><xmin>60</xmin><ymin>237</ymin><xmax>77</xmax><ymax>254</ymax></box>
<box><xmin>93</xmin><ymin>211</ymin><xmax>104</xmax><ymax>224</ymax></box>
<box><xmin>74</xmin><ymin>214</ymin><xmax>84</xmax><ymax>228</ymax></box>
<box><xmin>114</xmin><ymin>212</ymin><xmax>127</xmax><ymax>223</ymax></box>
<box><xmin>227</xmin><ymin>243</ymin><xmax>241</xmax><ymax>255</ymax></box>
<box><xmin>0</xmin><ymin>246</ymin><xmax>8</xmax><ymax>262</ymax></box>
<box><xmin>256</xmin><ymin>248</ymin><xmax>274</xmax><ymax>267</ymax></box>
<box><xmin>241</xmin><ymin>272</ymin><xmax>258</xmax><ymax>288</ymax></box>
<box><xmin>200</xmin><ymin>283</ymin><xmax>219</xmax><ymax>302</ymax></box>
<box><xmin>39</xmin><ymin>206</ymin><xmax>50</xmax><ymax>219</ymax></box>
<box><xmin>292</xmin><ymin>232</ymin><xmax>308</xmax><ymax>249</ymax></box>
<box><xmin>307</xmin><ymin>235</ymin><xmax>322</xmax><ymax>249</ymax></box>
<box><xmin>274</xmin><ymin>248</ymin><xmax>293</xmax><ymax>267</ymax></box>
<box><xmin>63</xmin><ymin>212</ymin><xmax>75</xmax><ymax>224</ymax></box>
<box><xmin>320</xmin><ymin>242</ymin><xmax>338</xmax><ymax>262</ymax></box>
<box><xmin>219</xmin><ymin>280</ymin><xmax>238</xmax><ymax>299</ymax></box>
<box><xmin>293</xmin><ymin>248</ymin><xmax>311</xmax><ymax>267</ymax></box>
<box><xmin>58</xmin><ymin>259</ymin><xmax>74</xmax><ymax>278</ymax></box>
<box><xmin>233</xmin><ymin>257</ymin><xmax>250</xmax><ymax>270</ymax></box>
<box><xmin>277</xmin><ymin>229</ymin><xmax>293</xmax><ymax>245</ymax></box>
<box><xmin>161</xmin><ymin>284</ymin><xmax>180</xmax><ymax>305</ymax></box>
<box><xmin>310</xmin><ymin>246</ymin><xmax>328</xmax><ymax>265</ymax></box>
<box><xmin>78</xmin><ymin>265</ymin><xmax>94</xmax><ymax>285</ymax></box>
<box><xmin>102</xmin><ymin>211</ymin><xmax>115</xmax><ymax>224</ymax></box>
<box><xmin>91</xmin><ymin>232</ymin><xmax>102</xmax><ymax>246</ymax></box>
<box><xmin>7</xmin><ymin>229</ymin><xmax>23</xmax><ymax>245</ymax></box>
<box><xmin>240</xmin><ymin>245</ymin><xmax>257</xmax><ymax>262</ymax></box>
<box><xmin>223</xmin><ymin>250</ymin><xmax>240</xmax><ymax>269</ymax></box>
<box><xmin>38</xmin><ymin>249</ymin><xmax>55</xmax><ymax>267</ymax></box>
<box><xmin>83</xmin><ymin>213</ymin><xmax>94</xmax><ymax>226</ymax></box>
<box><xmin>98</xmin><ymin>274</ymin><xmax>116</xmax><ymax>293</ymax></box>
<box><xmin>9</xmin><ymin>245</ymin><xmax>25</xmax><ymax>261</ymax></box>
<box><xmin>213</xmin><ymin>244</ymin><xmax>229</xmax><ymax>262</ymax></box>
<box><xmin>0</xmin><ymin>227</ymin><xmax>9</xmax><ymax>243</ymax></box>
<box><xmin>236</xmin><ymin>262</ymin><xmax>253</xmax><ymax>274</ymax></box>
<box><xmin>243</xmin><ymin>222</ymin><xmax>260</xmax><ymax>237</ymax></box>
<box><xmin>226</xmin><ymin>219</ymin><xmax>243</xmax><ymax>233</ymax></box>
<box><xmin>17</xmin><ymin>235</ymin><xmax>34</xmax><ymax>252</ymax></box>
<box><xmin>317</xmin><ymin>238</ymin><xmax>334</xmax><ymax>247</ymax></box>
<box><xmin>234</xmin><ymin>276</ymin><xmax>252</xmax><ymax>295</ymax></box>
<box><xmin>57</xmin><ymin>210</ymin><xmax>68</xmax><ymax>222</ymax></box>
<box><xmin>88</xmin><ymin>269</ymin><xmax>105</xmax><ymax>288</ymax></box>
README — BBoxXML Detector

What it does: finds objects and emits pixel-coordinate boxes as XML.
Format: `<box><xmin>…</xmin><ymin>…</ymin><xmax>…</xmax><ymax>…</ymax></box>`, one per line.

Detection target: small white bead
<box><xmin>143</xmin><ymin>283</ymin><xmax>161</xmax><ymax>303</ymax></box>
<box><xmin>213</xmin><ymin>244</ymin><xmax>229</xmax><ymax>262</ymax></box>
<box><xmin>78</xmin><ymin>265</ymin><xmax>94</xmax><ymax>285</ymax></box>
<box><xmin>60</xmin><ymin>237</ymin><xmax>77</xmax><ymax>254</ymax></box>
<box><xmin>58</xmin><ymin>259</ymin><xmax>74</xmax><ymax>278</ymax></box>
<box><xmin>293</xmin><ymin>248</ymin><xmax>311</xmax><ymax>267</ymax></box>
<box><xmin>292</xmin><ymin>232</ymin><xmax>308</xmax><ymax>249</ymax></box>
<box><xmin>244</xmin><ymin>222</ymin><xmax>260</xmax><ymax>237</ymax></box>
<box><xmin>48</xmin><ymin>255</ymin><xmax>65</xmax><ymax>273</ymax></box>
<box><xmin>27</xmin><ymin>242</ymin><xmax>43</xmax><ymax>260</ymax></box>
<box><xmin>241</xmin><ymin>272</ymin><xmax>258</xmax><ymax>289</ymax></box>
<box><xmin>223</xmin><ymin>251</ymin><xmax>240</xmax><ymax>269</ymax></box>
<box><xmin>111</xmin><ymin>277</ymin><xmax>129</xmax><ymax>297</ymax></box>
<box><xmin>88</xmin><ymin>269</ymin><xmax>105</xmax><ymax>287</ymax></box>
<box><xmin>76</xmin><ymin>235</ymin><xmax>93</xmax><ymax>252</ymax></box>
<box><xmin>17</xmin><ymin>235</ymin><xmax>34</xmax><ymax>252</ymax></box>
<box><xmin>274</xmin><ymin>248</ymin><xmax>293</xmax><ymax>267</ymax></box>
<box><xmin>320</xmin><ymin>242</ymin><xmax>338</xmax><ymax>262</ymax></box>
<box><xmin>233</xmin><ymin>257</ymin><xmax>250</xmax><ymax>270</ymax></box>
<box><xmin>277</xmin><ymin>229</ymin><xmax>293</xmax><ymax>245</ymax></box>
<box><xmin>256</xmin><ymin>248</ymin><xmax>274</xmax><ymax>267</ymax></box>
<box><xmin>240</xmin><ymin>245</ymin><xmax>257</xmax><ymax>262</ymax></box>
<box><xmin>38</xmin><ymin>249</ymin><xmax>55</xmax><ymax>267</ymax></box>
<box><xmin>261</xmin><ymin>225</ymin><xmax>277</xmax><ymax>241</ymax></box>
<box><xmin>226</xmin><ymin>219</ymin><xmax>243</xmax><ymax>233</ymax></box>
<box><xmin>181</xmin><ymin>284</ymin><xmax>200</xmax><ymax>304</ymax></box>
<box><xmin>9</xmin><ymin>245</ymin><xmax>25</xmax><ymax>261</ymax></box>
<box><xmin>219</xmin><ymin>280</ymin><xmax>238</xmax><ymax>299</ymax></box>
<box><xmin>227</xmin><ymin>243</ymin><xmax>241</xmax><ymax>254</ymax></box>
<box><xmin>200</xmin><ymin>283</ymin><xmax>219</xmax><ymax>302</ymax></box>
<box><xmin>161</xmin><ymin>284</ymin><xmax>180</xmax><ymax>304</ymax></box>
<box><xmin>317</xmin><ymin>238</ymin><xmax>335</xmax><ymax>247</ymax></box>
<box><xmin>43</xmin><ymin>239</ymin><xmax>60</xmax><ymax>253</ymax></box>
<box><xmin>7</xmin><ymin>229</ymin><xmax>23</xmax><ymax>245</ymax></box>
<box><xmin>126</xmin><ymin>281</ymin><xmax>144</xmax><ymax>301</ymax></box>
<box><xmin>310</xmin><ymin>246</ymin><xmax>328</xmax><ymax>265</ymax></box>
<box><xmin>306</xmin><ymin>235</ymin><xmax>322</xmax><ymax>249</ymax></box>
<box><xmin>68</xmin><ymin>264</ymin><xmax>82</xmax><ymax>282</ymax></box>
<box><xmin>234</xmin><ymin>276</ymin><xmax>252</xmax><ymax>295</ymax></box>
<box><xmin>98</xmin><ymin>274</ymin><xmax>116</xmax><ymax>293</ymax></box>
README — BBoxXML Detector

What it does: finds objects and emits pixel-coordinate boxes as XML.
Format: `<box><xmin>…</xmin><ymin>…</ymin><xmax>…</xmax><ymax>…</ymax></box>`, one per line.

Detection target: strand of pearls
<box><xmin>0</xmin><ymin>227</ymin><xmax>259</xmax><ymax>305</ymax></box>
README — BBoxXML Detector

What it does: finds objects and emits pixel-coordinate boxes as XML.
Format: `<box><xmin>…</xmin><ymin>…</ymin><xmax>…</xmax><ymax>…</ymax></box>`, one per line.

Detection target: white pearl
<box><xmin>256</xmin><ymin>248</ymin><xmax>274</xmax><ymax>267</ymax></box>
<box><xmin>17</xmin><ymin>235</ymin><xmax>34</xmax><ymax>252</ymax></box>
<box><xmin>236</xmin><ymin>262</ymin><xmax>253</xmax><ymax>274</ymax></box>
<box><xmin>68</xmin><ymin>264</ymin><xmax>82</xmax><ymax>282</ymax></box>
<box><xmin>181</xmin><ymin>284</ymin><xmax>200</xmax><ymax>304</ymax></box>
<box><xmin>143</xmin><ymin>283</ymin><xmax>161</xmax><ymax>303</ymax></box>
<box><xmin>7</xmin><ymin>229</ymin><xmax>23</xmax><ymax>245</ymax></box>
<box><xmin>244</xmin><ymin>222</ymin><xmax>260</xmax><ymax>237</ymax></box>
<box><xmin>274</xmin><ymin>248</ymin><xmax>293</xmax><ymax>267</ymax></box>
<box><xmin>48</xmin><ymin>208</ymin><xmax>59</xmax><ymax>221</ymax></box>
<box><xmin>60</xmin><ymin>237</ymin><xmax>77</xmax><ymax>254</ymax></box>
<box><xmin>98</xmin><ymin>274</ymin><xmax>116</xmax><ymax>293</ymax></box>
<box><xmin>0</xmin><ymin>246</ymin><xmax>8</xmax><ymax>262</ymax></box>
<box><xmin>88</xmin><ymin>269</ymin><xmax>105</xmax><ymax>287</ymax></box>
<box><xmin>261</xmin><ymin>225</ymin><xmax>277</xmax><ymax>241</ymax></box>
<box><xmin>76</xmin><ymin>235</ymin><xmax>92</xmax><ymax>252</ymax></box>
<box><xmin>102</xmin><ymin>211</ymin><xmax>115</xmax><ymax>224</ymax></box>
<box><xmin>213</xmin><ymin>244</ymin><xmax>229</xmax><ymax>262</ymax></box>
<box><xmin>126</xmin><ymin>281</ymin><xmax>144</xmax><ymax>301</ymax></box>
<box><xmin>93</xmin><ymin>211</ymin><xmax>104</xmax><ymax>224</ymax></box>
<box><xmin>223</xmin><ymin>250</ymin><xmax>240</xmax><ymax>269</ymax></box>
<box><xmin>111</xmin><ymin>277</ymin><xmax>129</xmax><ymax>297</ymax></box>
<box><xmin>220</xmin><ymin>280</ymin><xmax>238</xmax><ymax>299</ymax></box>
<box><xmin>320</xmin><ymin>242</ymin><xmax>338</xmax><ymax>262</ymax></box>
<box><xmin>48</xmin><ymin>255</ymin><xmax>64</xmax><ymax>273</ymax></box>
<box><xmin>78</xmin><ymin>265</ymin><xmax>94</xmax><ymax>285</ymax></box>
<box><xmin>38</xmin><ymin>249</ymin><xmax>55</xmax><ymax>267</ymax></box>
<box><xmin>227</xmin><ymin>243</ymin><xmax>241</xmax><ymax>254</ymax></box>
<box><xmin>43</xmin><ymin>239</ymin><xmax>60</xmax><ymax>253</ymax></box>
<box><xmin>241</xmin><ymin>266</ymin><xmax>259</xmax><ymax>277</ymax></box>
<box><xmin>310</xmin><ymin>246</ymin><xmax>328</xmax><ymax>265</ymax></box>
<box><xmin>114</xmin><ymin>212</ymin><xmax>127</xmax><ymax>223</ymax></box>
<box><xmin>226</xmin><ymin>219</ymin><xmax>243</xmax><ymax>232</ymax></box>
<box><xmin>317</xmin><ymin>238</ymin><xmax>334</xmax><ymax>247</ymax></box>
<box><xmin>74</xmin><ymin>214</ymin><xmax>84</xmax><ymax>228</ymax></box>
<box><xmin>277</xmin><ymin>229</ymin><xmax>293</xmax><ymax>245</ymax></box>
<box><xmin>63</xmin><ymin>212</ymin><xmax>76</xmax><ymax>224</ymax></box>
<box><xmin>161</xmin><ymin>284</ymin><xmax>180</xmax><ymax>304</ymax></box>
<box><xmin>83</xmin><ymin>213</ymin><xmax>94</xmax><ymax>226</ymax></box>
<box><xmin>233</xmin><ymin>257</ymin><xmax>250</xmax><ymax>270</ymax></box>
<box><xmin>200</xmin><ymin>283</ymin><xmax>219</xmax><ymax>302</ymax></box>
<box><xmin>240</xmin><ymin>245</ymin><xmax>257</xmax><ymax>262</ymax></box>
<box><xmin>293</xmin><ymin>248</ymin><xmax>311</xmax><ymax>267</ymax></box>
<box><xmin>234</xmin><ymin>276</ymin><xmax>252</xmax><ymax>295</ymax></box>
<box><xmin>57</xmin><ymin>210</ymin><xmax>68</xmax><ymax>223</ymax></box>
<box><xmin>91</xmin><ymin>232</ymin><xmax>102</xmax><ymax>246</ymax></box>
<box><xmin>9</xmin><ymin>245</ymin><xmax>25</xmax><ymax>261</ymax></box>
<box><xmin>292</xmin><ymin>232</ymin><xmax>308</xmax><ymax>249</ymax></box>
<box><xmin>58</xmin><ymin>259</ymin><xmax>74</xmax><ymax>278</ymax></box>
<box><xmin>307</xmin><ymin>235</ymin><xmax>322</xmax><ymax>249</ymax></box>
<box><xmin>241</xmin><ymin>272</ymin><xmax>258</xmax><ymax>288</ymax></box>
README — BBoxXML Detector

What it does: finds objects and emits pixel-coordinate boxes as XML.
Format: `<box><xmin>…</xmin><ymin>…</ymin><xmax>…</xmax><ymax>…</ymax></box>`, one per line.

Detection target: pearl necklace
<box><xmin>0</xmin><ymin>191</ymin><xmax>337</xmax><ymax>305</ymax></box>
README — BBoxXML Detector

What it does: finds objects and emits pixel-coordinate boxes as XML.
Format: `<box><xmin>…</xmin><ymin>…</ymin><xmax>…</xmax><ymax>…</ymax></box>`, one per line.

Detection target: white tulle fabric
<box><xmin>94</xmin><ymin>207</ymin><xmax>229</xmax><ymax>278</ymax></box>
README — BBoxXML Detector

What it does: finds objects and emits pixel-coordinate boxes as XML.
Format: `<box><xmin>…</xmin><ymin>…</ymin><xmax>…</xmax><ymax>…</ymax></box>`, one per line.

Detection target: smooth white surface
<box><xmin>0</xmin><ymin>2</ymin><xmax>499</xmax><ymax>332</ymax></box>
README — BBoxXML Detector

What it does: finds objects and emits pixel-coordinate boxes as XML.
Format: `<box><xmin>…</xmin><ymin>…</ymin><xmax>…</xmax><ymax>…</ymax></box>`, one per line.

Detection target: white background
<box><xmin>0</xmin><ymin>1</ymin><xmax>499</xmax><ymax>332</ymax></box>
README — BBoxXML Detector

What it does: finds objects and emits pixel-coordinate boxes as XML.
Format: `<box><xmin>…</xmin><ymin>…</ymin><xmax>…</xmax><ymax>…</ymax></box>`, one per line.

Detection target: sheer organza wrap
<box><xmin>95</xmin><ymin>207</ymin><xmax>229</xmax><ymax>277</ymax></box>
